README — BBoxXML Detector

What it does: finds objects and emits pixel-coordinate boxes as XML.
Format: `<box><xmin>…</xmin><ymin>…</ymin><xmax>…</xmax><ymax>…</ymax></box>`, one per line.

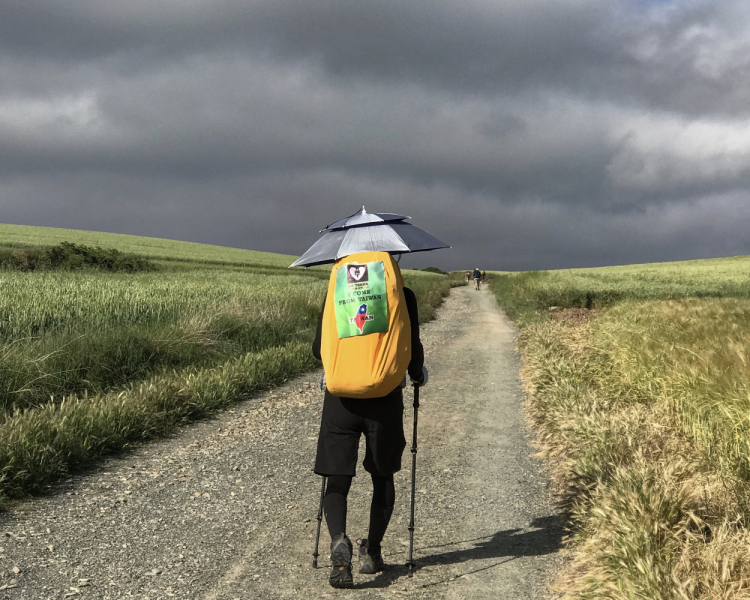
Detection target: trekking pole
<box><xmin>406</xmin><ymin>383</ymin><xmax>420</xmax><ymax>577</ymax></box>
<box><xmin>312</xmin><ymin>475</ymin><xmax>327</xmax><ymax>569</ymax></box>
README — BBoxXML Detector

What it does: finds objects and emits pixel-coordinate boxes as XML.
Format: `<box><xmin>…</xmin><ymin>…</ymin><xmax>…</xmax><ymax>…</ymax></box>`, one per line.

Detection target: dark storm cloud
<box><xmin>1</xmin><ymin>0</ymin><xmax>750</xmax><ymax>269</ymax></box>
<box><xmin>5</xmin><ymin>0</ymin><xmax>750</xmax><ymax>115</ymax></box>
<box><xmin>0</xmin><ymin>57</ymin><xmax>615</xmax><ymax>203</ymax></box>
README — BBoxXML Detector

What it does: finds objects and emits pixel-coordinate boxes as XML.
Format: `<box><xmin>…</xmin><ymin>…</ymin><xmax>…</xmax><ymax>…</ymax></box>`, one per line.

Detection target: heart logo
<box><xmin>347</xmin><ymin>265</ymin><xmax>369</xmax><ymax>283</ymax></box>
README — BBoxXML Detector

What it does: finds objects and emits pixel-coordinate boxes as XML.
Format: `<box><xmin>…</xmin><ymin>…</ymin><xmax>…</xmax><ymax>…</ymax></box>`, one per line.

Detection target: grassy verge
<box><xmin>0</xmin><ymin>269</ymin><xmax>451</xmax><ymax>413</ymax></box>
<box><xmin>493</xmin><ymin>261</ymin><xmax>750</xmax><ymax>599</ymax></box>
<box><xmin>0</xmin><ymin>341</ymin><xmax>317</xmax><ymax>508</ymax></box>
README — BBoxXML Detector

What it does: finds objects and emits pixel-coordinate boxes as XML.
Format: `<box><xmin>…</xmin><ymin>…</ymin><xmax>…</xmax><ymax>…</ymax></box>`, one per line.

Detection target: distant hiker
<box><xmin>465</xmin><ymin>271</ymin><xmax>471</xmax><ymax>284</ymax></box>
<box><xmin>481</xmin><ymin>270</ymin><xmax>486</xmax><ymax>283</ymax></box>
<box><xmin>473</xmin><ymin>267</ymin><xmax>481</xmax><ymax>290</ymax></box>
<box><xmin>312</xmin><ymin>250</ymin><xmax>427</xmax><ymax>588</ymax></box>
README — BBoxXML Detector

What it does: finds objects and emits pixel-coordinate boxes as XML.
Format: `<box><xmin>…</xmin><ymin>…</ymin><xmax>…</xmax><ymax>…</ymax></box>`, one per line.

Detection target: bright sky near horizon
<box><xmin>2</xmin><ymin>0</ymin><xmax>750</xmax><ymax>271</ymax></box>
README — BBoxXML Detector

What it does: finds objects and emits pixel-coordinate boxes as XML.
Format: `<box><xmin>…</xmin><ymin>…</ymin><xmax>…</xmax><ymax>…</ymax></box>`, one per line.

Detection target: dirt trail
<box><xmin>1</xmin><ymin>285</ymin><xmax>563</xmax><ymax>599</ymax></box>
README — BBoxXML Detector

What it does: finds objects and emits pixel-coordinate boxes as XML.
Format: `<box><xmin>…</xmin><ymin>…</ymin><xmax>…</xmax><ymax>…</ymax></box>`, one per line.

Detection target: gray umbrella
<box><xmin>289</xmin><ymin>207</ymin><xmax>450</xmax><ymax>267</ymax></box>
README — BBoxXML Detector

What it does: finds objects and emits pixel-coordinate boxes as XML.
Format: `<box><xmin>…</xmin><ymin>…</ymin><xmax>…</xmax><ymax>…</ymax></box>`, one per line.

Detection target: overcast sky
<box><xmin>2</xmin><ymin>0</ymin><xmax>750</xmax><ymax>270</ymax></box>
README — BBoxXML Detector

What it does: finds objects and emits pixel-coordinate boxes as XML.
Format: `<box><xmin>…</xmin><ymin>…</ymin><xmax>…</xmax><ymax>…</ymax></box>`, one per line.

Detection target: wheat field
<box><xmin>493</xmin><ymin>256</ymin><xmax>750</xmax><ymax>599</ymax></box>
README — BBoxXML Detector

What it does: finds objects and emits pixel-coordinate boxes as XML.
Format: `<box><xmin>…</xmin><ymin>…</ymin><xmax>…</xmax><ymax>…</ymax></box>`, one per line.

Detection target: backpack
<box><xmin>320</xmin><ymin>251</ymin><xmax>412</xmax><ymax>398</ymax></box>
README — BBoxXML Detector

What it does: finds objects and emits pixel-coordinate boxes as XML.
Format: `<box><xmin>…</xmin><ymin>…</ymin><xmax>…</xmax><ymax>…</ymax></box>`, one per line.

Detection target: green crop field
<box><xmin>0</xmin><ymin>223</ymin><xmax>299</xmax><ymax>268</ymax></box>
<box><xmin>0</xmin><ymin>224</ymin><xmax>456</xmax><ymax>508</ymax></box>
<box><xmin>493</xmin><ymin>254</ymin><xmax>750</xmax><ymax>327</ymax></box>
<box><xmin>0</xmin><ymin>270</ymin><xmax>327</xmax><ymax>413</ymax></box>
<box><xmin>493</xmin><ymin>256</ymin><xmax>750</xmax><ymax>598</ymax></box>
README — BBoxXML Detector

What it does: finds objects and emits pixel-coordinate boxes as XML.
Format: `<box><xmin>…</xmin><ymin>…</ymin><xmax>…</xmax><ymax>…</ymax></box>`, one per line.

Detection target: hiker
<box><xmin>481</xmin><ymin>270</ymin><xmax>486</xmax><ymax>283</ymax></box>
<box><xmin>473</xmin><ymin>267</ymin><xmax>481</xmax><ymax>290</ymax></box>
<box><xmin>312</xmin><ymin>252</ymin><xmax>427</xmax><ymax>588</ymax></box>
<box><xmin>465</xmin><ymin>271</ymin><xmax>471</xmax><ymax>284</ymax></box>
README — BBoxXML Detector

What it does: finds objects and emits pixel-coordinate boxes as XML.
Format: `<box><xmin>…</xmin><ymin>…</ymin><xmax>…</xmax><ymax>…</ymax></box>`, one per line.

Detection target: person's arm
<box><xmin>312</xmin><ymin>293</ymin><xmax>326</xmax><ymax>360</ymax></box>
<box><xmin>403</xmin><ymin>287</ymin><xmax>425</xmax><ymax>383</ymax></box>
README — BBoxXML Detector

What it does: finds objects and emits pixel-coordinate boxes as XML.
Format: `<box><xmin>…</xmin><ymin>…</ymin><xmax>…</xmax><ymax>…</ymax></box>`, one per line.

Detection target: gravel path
<box><xmin>0</xmin><ymin>285</ymin><xmax>563</xmax><ymax>599</ymax></box>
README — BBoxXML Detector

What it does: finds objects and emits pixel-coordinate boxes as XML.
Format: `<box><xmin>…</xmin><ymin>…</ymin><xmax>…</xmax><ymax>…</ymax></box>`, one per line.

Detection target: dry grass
<box><xmin>520</xmin><ymin>313</ymin><xmax>750</xmax><ymax>599</ymax></box>
<box><xmin>596</xmin><ymin>299</ymin><xmax>750</xmax><ymax>480</ymax></box>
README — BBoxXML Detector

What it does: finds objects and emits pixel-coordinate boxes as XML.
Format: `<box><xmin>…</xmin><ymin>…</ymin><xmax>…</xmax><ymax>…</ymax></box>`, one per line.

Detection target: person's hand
<box><xmin>411</xmin><ymin>366</ymin><xmax>428</xmax><ymax>387</ymax></box>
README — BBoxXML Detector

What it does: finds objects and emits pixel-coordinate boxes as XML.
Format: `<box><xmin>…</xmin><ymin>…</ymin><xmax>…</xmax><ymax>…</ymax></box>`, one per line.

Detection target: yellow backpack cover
<box><xmin>320</xmin><ymin>251</ymin><xmax>412</xmax><ymax>398</ymax></box>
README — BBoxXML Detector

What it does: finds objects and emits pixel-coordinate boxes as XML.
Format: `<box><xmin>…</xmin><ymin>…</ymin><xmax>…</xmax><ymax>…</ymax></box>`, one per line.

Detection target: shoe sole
<box><xmin>330</xmin><ymin>537</ymin><xmax>353</xmax><ymax>588</ymax></box>
<box><xmin>329</xmin><ymin>575</ymin><xmax>354</xmax><ymax>589</ymax></box>
<box><xmin>329</xmin><ymin>566</ymin><xmax>353</xmax><ymax>589</ymax></box>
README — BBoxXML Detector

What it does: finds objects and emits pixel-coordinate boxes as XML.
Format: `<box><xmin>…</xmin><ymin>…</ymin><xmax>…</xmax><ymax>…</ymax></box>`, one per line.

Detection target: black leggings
<box><xmin>323</xmin><ymin>473</ymin><xmax>395</xmax><ymax>555</ymax></box>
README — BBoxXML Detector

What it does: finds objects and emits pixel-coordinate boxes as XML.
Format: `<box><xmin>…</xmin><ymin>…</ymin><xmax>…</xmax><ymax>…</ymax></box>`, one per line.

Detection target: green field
<box><xmin>0</xmin><ymin>223</ymin><xmax>299</xmax><ymax>268</ymax></box>
<box><xmin>493</xmin><ymin>255</ymin><xmax>750</xmax><ymax>327</ymax></box>
<box><xmin>493</xmin><ymin>257</ymin><xmax>750</xmax><ymax>599</ymax></box>
<box><xmin>0</xmin><ymin>270</ymin><xmax>326</xmax><ymax>413</ymax></box>
<box><xmin>0</xmin><ymin>224</ymin><xmax>456</xmax><ymax>507</ymax></box>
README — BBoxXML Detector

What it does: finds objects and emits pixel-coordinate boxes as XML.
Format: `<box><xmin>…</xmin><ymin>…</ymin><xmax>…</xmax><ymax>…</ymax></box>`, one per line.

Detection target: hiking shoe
<box><xmin>358</xmin><ymin>538</ymin><xmax>385</xmax><ymax>574</ymax></box>
<box><xmin>329</xmin><ymin>534</ymin><xmax>354</xmax><ymax>588</ymax></box>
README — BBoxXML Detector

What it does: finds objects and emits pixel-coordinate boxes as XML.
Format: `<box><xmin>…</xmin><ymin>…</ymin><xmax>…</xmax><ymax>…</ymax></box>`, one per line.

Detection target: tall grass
<box><xmin>496</xmin><ymin>256</ymin><xmax>750</xmax><ymax>599</ymax></box>
<box><xmin>594</xmin><ymin>299</ymin><xmax>750</xmax><ymax>482</ymax></box>
<box><xmin>521</xmin><ymin>317</ymin><xmax>750</xmax><ymax>599</ymax></box>
<box><xmin>0</xmin><ymin>267</ymin><xmax>451</xmax><ymax>416</ymax></box>
<box><xmin>0</xmin><ymin>270</ymin><xmax>326</xmax><ymax>413</ymax></box>
<box><xmin>0</xmin><ymin>341</ymin><xmax>318</xmax><ymax>507</ymax></box>
<box><xmin>0</xmin><ymin>269</ymin><xmax>324</xmax><ymax>339</ymax></box>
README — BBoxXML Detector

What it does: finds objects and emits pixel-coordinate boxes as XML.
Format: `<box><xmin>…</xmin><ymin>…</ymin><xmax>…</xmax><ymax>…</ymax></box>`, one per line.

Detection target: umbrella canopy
<box><xmin>290</xmin><ymin>207</ymin><xmax>449</xmax><ymax>268</ymax></box>
<box><xmin>323</xmin><ymin>209</ymin><xmax>409</xmax><ymax>231</ymax></box>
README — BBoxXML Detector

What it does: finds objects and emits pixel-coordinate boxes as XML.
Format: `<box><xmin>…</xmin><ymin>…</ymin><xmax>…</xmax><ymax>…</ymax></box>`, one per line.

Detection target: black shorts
<box><xmin>314</xmin><ymin>388</ymin><xmax>407</xmax><ymax>477</ymax></box>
